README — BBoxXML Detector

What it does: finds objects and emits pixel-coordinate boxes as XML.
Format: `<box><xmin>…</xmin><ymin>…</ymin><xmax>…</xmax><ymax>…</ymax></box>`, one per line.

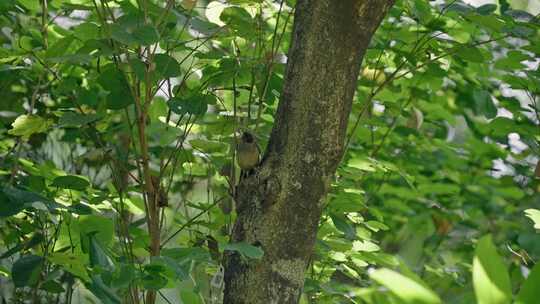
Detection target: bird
<box><xmin>236</xmin><ymin>131</ymin><xmax>260</xmax><ymax>178</ymax></box>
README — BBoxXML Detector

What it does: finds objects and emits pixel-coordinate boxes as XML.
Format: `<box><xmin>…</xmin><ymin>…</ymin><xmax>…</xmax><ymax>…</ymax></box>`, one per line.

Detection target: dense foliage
<box><xmin>0</xmin><ymin>0</ymin><xmax>539</xmax><ymax>303</ymax></box>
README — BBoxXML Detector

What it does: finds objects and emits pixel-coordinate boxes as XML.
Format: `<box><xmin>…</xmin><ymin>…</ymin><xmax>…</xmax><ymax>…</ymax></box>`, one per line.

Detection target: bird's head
<box><xmin>242</xmin><ymin>131</ymin><xmax>254</xmax><ymax>143</ymax></box>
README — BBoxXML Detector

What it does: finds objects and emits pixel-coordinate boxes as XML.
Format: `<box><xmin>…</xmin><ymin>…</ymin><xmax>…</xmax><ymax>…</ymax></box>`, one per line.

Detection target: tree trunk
<box><xmin>223</xmin><ymin>1</ymin><xmax>395</xmax><ymax>303</ymax></box>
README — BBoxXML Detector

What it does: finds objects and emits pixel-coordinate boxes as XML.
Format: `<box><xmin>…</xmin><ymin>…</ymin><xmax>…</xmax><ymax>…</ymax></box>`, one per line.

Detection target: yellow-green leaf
<box><xmin>524</xmin><ymin>209</ymin><xmax>540</xmax><ymax>230</ymax></box>
<box><xmin>8</xmin><ymin>115</ymin><xmax>52</xmax><ymax>139</ymax></box>
<box><xmin>370</xmin><ymin>268</ymin><xmax>442</xmax><ymax>304</ymax></box>
<box><xmin>473</xmin><ymin>235</ymin><xmax>511</xmax><ymax>304</ymax></box>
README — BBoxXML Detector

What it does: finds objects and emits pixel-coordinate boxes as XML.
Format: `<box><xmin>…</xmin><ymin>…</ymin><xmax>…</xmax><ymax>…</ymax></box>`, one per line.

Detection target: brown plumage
<box><xmin>236</xmin><ymin>131</ymin><xmax>260</xmax><ymax>176</ymax></box>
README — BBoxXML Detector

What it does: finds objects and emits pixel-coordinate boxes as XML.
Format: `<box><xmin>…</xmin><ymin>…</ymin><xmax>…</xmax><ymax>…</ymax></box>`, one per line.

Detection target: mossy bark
<box><xmin>223</xmin><ymin>1</ymin><xmax>395</xmax><ymax>303</ymax></box>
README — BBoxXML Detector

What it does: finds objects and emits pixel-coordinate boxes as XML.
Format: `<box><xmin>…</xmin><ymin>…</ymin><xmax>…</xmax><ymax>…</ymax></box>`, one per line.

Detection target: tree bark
<box><xmin>223</xmin><ymin>1</ymin><xmax>395</xmax><ymax>303</ymax></box>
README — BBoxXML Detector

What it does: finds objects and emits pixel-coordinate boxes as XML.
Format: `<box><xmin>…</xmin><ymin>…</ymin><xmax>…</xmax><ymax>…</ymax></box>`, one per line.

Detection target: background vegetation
<box><xmin>0</xmin><ymin>0</ymin><xmax>539</xmax><ymax>303</ymax></box>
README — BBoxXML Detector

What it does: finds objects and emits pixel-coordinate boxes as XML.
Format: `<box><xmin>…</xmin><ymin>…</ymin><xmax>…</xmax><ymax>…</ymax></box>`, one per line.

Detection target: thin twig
<box><xmin>161</xmin><ymin>197</ymin><xmax>223</xmax><ymax>248</ymax></box>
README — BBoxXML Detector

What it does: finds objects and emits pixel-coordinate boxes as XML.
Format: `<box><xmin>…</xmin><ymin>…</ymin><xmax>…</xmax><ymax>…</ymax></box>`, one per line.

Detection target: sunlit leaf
<box><xmin>516</xmin><ymin>263</ymin><xmax>540</xmax><ymax>304</ymax></box>
<box><xmin>370</xmin><ymin>268</ymin><xmax>442</xmax><ymax>304</ymax></box>
<box><xmin>48</xmin><ymin>252</ymin><xmax>90</xmax><ymax>282</ymax></box>
<box><xmin>473</xmin><ymin>235</ymin><xmax>511</xmax><ymax>304</ymax></box>
<box><xmin>8</xmin><ymin>115</ymin><xmax>52</xmax><ymax>139</ymax></box>
<box><xmin>80</xmin><ymin>215</ymin><xmax>115</xmax><ymax>247</ymax></box>
<box><xmin>524</xmin><ymin>209</ymin><xmax>540</xmax><ymax>230</ymax></box>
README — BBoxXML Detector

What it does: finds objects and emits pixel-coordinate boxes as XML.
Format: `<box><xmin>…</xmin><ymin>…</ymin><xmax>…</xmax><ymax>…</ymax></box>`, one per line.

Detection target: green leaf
<box><xmin>45</xmin><ymin>36</ymin><xmax>75</xmax><ymax>58</ymax></box>
<box><xmin>447</xmin><ymin>3</ymin><xmax>474</xmax><ymax>14</ymax></box>
<box><xmin>229</xmin><ymin>0</ymin><xmax>263</xmax><ymax>3</ymax></box>
<box><xmin>88</xmin><ymin>235</ymin><xmax>113</xmax><ymax>269</ymax></box>
<box><xmin>154</xmin><ymin>54</ymin><xmax>181</xmax><ymax>78</ymax></box>
<box><xmin>499</xmin><ymin>0</ymin><xmax>510</xmax><ymax>13</ymax></box>
<box><xmin>73</xmin><ymin>22</ymin><xmax>100</xmax><ymax>41</ymax></box>
<box><xmin>12</xmin><ymin>255</ymin><xmax>44</xmax><ymax>287</ymax></box>
<box><xmin>507</xmin><ymin>25</ymin><xmax>535</xmax><ymax>38</ymax></box>
<box><xmin>141</xmin><ymin>272</ymin><xmax>168</xmax><ymax>290</ymax></box>
<box><xmin>485</xmin><ymin>117</ymin><xmax>517</xmax><ymax>137</ymax></box>
<box><xmin>41</xmin><ymin>280</ymin><xmax>66</xmax><ymax>293</ymax></box>
<box><xmin>0</xmin><ymin>0</ymin><xmax>15</xmax><ymax>11</ymax></box>
<box><xmin>494</xmin><ymin>50</ymin><xmax>529</xmax><ymax>70</ymax></box>
<box><xmin>8</xmin><ymin>115</ymin><xmax>52</xmax><ymax>138</ymax></box>
<box><xmin>60</xmin><ymin>3</ymin><xmax>94</xmax><ymax>10</ymax></box>
<box><xmin>353</xmin><ymin>240</ymin><xmax>380</xmax><ymax>252</ymax></box>
<box><xmin>88</xmin><ymin>275</ymin><xmax>121</xmax><ymax>304</ymax></box>
<box><xmin>0</xmin><ymin>266</ymin><xmax>8</xmax><ymax>277</ymax></box>
<box><xmin>365</xmin><ymin>221</ymin><xmax>389</xmax><ymax>232</ymax></box>
<box><xmin>51</xmin><ymin>175</ymin><xmax>90</xmax><ymax>191</ymax></box>
<box><xmin>168</xmin><ymin>94</ymin><xmax>211</xmax><ymax>116</ymax></box>
<box><xmin>418</xmin><ymin>183</ymin><xmax>460</xmax><ymax>195</ymax></box>
<box><xmin>17</xmin><ymin>0</ymin><xmax>40</xmax><ymax>11</ymax></box>
<box><xmin>110</xmin><ymin>23</ymin><xmax>137</xmax><ymax>45</ymax></box>
<box><xmin>0</xmin><ymin>233</ymin><xmax>44</xmax><ymax>259</ymax></box>
<box><xmin>356</xmin><ymin>252</ymin><xmax>399</xmax><ymax>267</ymax></box>
<box><xmin>370</xmin><ymin>268</ymin><xmax>442</xmax><ymax>304</ymax></box>
<box><xmin>347</xmin><ymin>157</ymin><xmax>377</xmax><ymax>172</ymax></box>
<box><xmin>455</xmin><ymin>46</ymin><xmax>485</xmax><ymax>63</ymax></box>
<box><xmin>58</xmin><ymin>112</ymin><xmax>101</xmax><ymax>127</ymax></box>
<box><xmin>189</xmin><ymin>139</ymin><xmax>227</xmax><ymax>153</ymax></box>
<box><xmin>331</xmin><ymin>213</ymin><xmax>357</xmax><ymax>239</ymax></box>
<box><xmin>48</xmin><ymin>252</ymin><xmax>90</xmax><ymax>281</ymax></box>
<box><xmin>80</xmin><ymin>215</ymin><xmax>114</xmax><ymax>247</ymax></box>
<box><xmin>473</xmin><ymin>90</ymin><xmax>497</xmax><ymax>119</ymax></box>
<box><xmin>223</xmin><ymin>242</ymin><xmax>264</xmax><ymax>259</ymax></box>
<box><xmin>469</xmin><ymin>14</ymin><xmax>505</xmax><ymax>32</ymax></box>
<box><xmin>182</xmin><ymin>162</ymin><xmax>208</xmax><ymax>176</ymax></box>
<box><xmin>412</xmin><ymin>0</ymin><xmax>432</xmax><ymax>24</ymax></box>
<box><xmin>473</xmin><ymin>235</ymin><xmax>511</xmax><ymax>304</ymax></box>
<box><xmin>132</xmin><ymin>25</ymin><xmax>159</xmax><ymax>45</ymax></box>
<box><xmin>110</xmin><ymin>263</ymin><xmax>137</xmax><ymax>288</ymax></box>
<box><xmin>1</xmin><ymin>186</ymin><xmax>58</xmax><ymax>216</ymax></box>
<box><xmin>141</xmin><ymin>261</ymin><xmax>169</xmax><ymax>290</ymax></box>
<box><xmin>524</xmin><ymin>209</ymin><xmax>540</xmax><ymax>230</ymax></box>
<box><xmin>127</xmin><ymin>58</ymin><xmax>147</xmax><ymax>79</ymax></box>
<box><xmin>161</xmin><ymin>247</ymin><xmax>210</xmax><ymax>263</ymax></box>
<box><xmin>180</xmin><ymin>290</ymin><xmax>202</xmax><ymax>304</ymax></box>
<box><xmin>516</xmin><ymin>263</ymin><xmax>540</xmax><ymax>304</ymax></box>
<box><xmin>18</xmin><ymin>35</ymin><xmax>34</xmax><ymax>51</ymax></box>
<box><xmin>220</xmin><ymin>6</ymin><xmax>254</xmax><ymax>37</ymax></box>
<box><xmin>0</xmin><ymin>191</ymin><xmax>25</xmax><ymax>217</ymax></box>
<box><xmin>477</xmin><ymin>4</ymin><xmax>498</xmax><ymax>15</ymax></box>
<box><xmin>147</xmin><ymin>256</ymin><xmax>188</xmax><ymax>282</ymax></box>
<box><xmin>97</xmin><ymin>64</ymin><xmax>135</xmax><ymax>109</ymax></box>
<box><xmin>330</xmin><ymin>190</ymin><xmax>366</xmax><ymax>213</ymax></box>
